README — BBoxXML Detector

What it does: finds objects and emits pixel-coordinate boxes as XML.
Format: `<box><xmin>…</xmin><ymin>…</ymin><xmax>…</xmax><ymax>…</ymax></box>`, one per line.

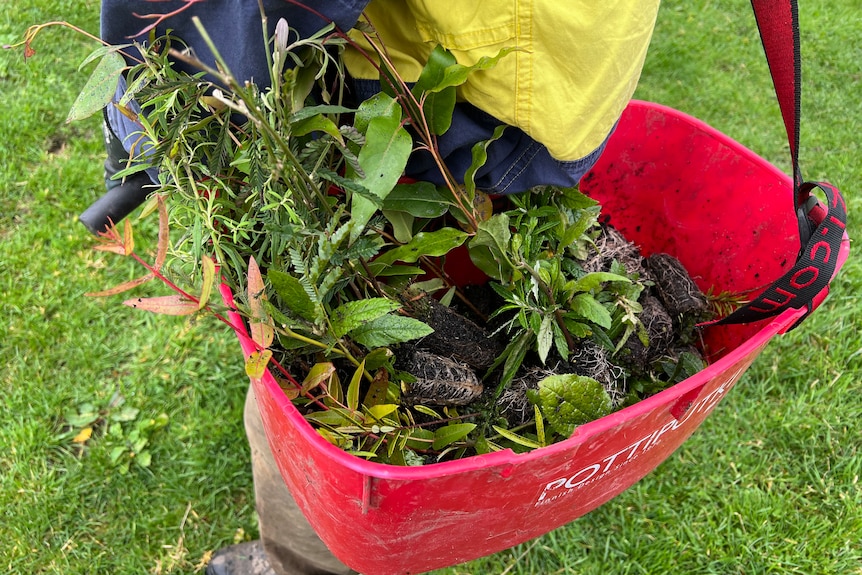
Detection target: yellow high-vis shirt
<box><xmin>343</xmin><ymin>1</ymin><xmax>660</xmax><ymax>163</ymax></box>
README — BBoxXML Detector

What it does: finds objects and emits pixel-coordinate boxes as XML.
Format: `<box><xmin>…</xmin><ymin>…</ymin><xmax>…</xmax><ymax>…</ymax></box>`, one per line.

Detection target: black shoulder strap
<box><xmin>713</xmin><ymin>0</ymin><xmax>847</xmax><ymax>326</ymax></box>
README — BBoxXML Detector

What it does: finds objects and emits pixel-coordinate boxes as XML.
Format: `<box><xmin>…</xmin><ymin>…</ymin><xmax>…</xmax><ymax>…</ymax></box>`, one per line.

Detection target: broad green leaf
<box><xmin>305</xmin><ymin>408</ymin><xmax>355</xmax><ymax>427</ymax></box>
<box><xmin>67</xmin><ymin>50</ymin><xmax>126</xmax><ymax>123</ymax></box>
<box><xmin>268</xmin><ymin>269</ymin><xmax>317</xmax><ymax>322</ymax></box>
<box><xmin>372</xmin><ymin>228</ymin><xmax>468</xmax><ymax>267</ymax></box>
<box><xmin>135</xmin><ymin>450</ymin><xmax>152</xmax><ymax>468</ymax></box>
<box><xmin>431</xmin><ymin>47</ymin><xmax>519</xmax><ymax>92</ymax></box>
<box><xmin>382</xmin><ymin>182</ymin><xmax>450</xmax><ymax>218</ymax></box>
<box><xmin>382</xmin><ymin>209</ymin><xmax>415</xmax><ymax>244</ymax></box>
<box><xmin>350</xmin><ymin>94</ymin><xmax>412</xmax><ymax>239</ymax></box>
<box><xmin>405</xmin><ymin>428</ymin><xmax>436</xmax><ymax>450</ymax></box>
<box><xmin>431</xmin><ymin>423</ymin><xmax>476</xmax><ymax>450</ymax></box>
<box><xmin>569</xmin><ymin>293</ymin><xmax>613</xmax><ymax>328</ymax></box>
<box><xmin>290</xmin><ymin>114</ymin><xmax>344</xmax><ymax>143</ymax></box>
<box><xmin>533</xmin><ymin>374</ymin><xmax>612</xmax><ymax>437</ymax></box>
<box><xmin>350</xmin><ymin>314</ymin><xmax>434</xmax><ymax>348</ymax></box>
<box><xmin>469</xmin><ymin>213</ymin><xmax>512</xmax><ymax>281</ymax></box>
<box><xmin>411</xmin><ymin>45</ymin><xmax>459</xmax><ymax>135</ymax></box>
<box><xmin>330</xmin><ymin>298</ymin><xmax>401</xmax><ymax>338</ymax></box>
<box><xmin>124</xmin><ymin>295</ymin><xmax>199</xmax><ymax>316</ymax></box>
<box><xmin>77</xmin><ymin>44</ymin><xmax>132</xmax><ymax>70</ymax></box>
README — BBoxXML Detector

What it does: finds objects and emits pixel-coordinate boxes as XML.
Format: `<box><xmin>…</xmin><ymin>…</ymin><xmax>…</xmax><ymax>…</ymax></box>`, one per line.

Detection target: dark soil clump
<box><xmin>403</xmin><ymin>289</ymin><xmax>503</xmax><ymax>370</ymax></box>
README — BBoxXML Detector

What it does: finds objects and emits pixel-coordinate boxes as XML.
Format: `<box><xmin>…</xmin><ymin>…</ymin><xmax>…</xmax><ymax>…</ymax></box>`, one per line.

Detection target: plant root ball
<box><xmin>646</xmin><ymin>253</ymin><xmax>710</xmax><ymax>327</ymax></box>
<box><xmin>401</xmin><ymin>350</ymin><xmax>483</xmax><ymax>407</ymax></box>
<box><xmin>584</xmin><ymin>225</ymin><xmax>651</xmax><ymax>279</ymax></box>
<box><xmin>497</xmin><ymin>367</ymin><xmax>553</xmax><ymax>426</ymax></box>
<box><xmin>569</xmin><ymin>341</ymin><xmax>627</xmax><ymax>408</ymax></box>
<box><xmin>619</xmin><ymin>295</ymin><xmax>675</xmax><ymax>370</ymax></box>
<box><xmin>404</xmin><ymin>291</ymin><xmax>503</xmax><ymax>370</ymax></box>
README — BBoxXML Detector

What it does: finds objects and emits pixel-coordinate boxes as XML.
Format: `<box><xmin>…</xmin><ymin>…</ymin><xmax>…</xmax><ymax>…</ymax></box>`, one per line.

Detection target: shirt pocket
<box><xmin>408</xmin><ymin>1</ymin><xmax>516</xmax><ymax>51</ymax></box>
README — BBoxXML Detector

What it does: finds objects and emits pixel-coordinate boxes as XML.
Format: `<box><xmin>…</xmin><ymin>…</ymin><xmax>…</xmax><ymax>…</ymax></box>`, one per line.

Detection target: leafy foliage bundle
<box><xmin>19</xmin><ymin>12</ymin><xmax>713</xmax><ymax>465</ymax></box>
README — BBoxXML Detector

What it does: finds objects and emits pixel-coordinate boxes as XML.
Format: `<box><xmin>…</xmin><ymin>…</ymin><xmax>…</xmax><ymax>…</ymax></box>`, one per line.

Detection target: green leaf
<box><xmin>350</xmin><ymin>314</ymin><xmax>434</xmax><ymax>348</ymax></box>
<box><xmin>569</xmin><ymin>293</ymin><xmax>613</xmax><ymax>329</ymax></box>
<box><xmin>135</xmin><ymin>450</ymin><xmax>152</xmax><ymax>468</ymax></box>
<box><xmin>290</xmin><ymin>114</ymin><xmax>344</xmax><ymax>143</ymax></box>
<box><xmin>464</xmin><ymin>124</ymin><xmax>508</xmax><ymax>198</ymax></box>
<box><xmin>330</xmin><ymin>298</ymin><xmax>401</xmax><ymax>338</ymax></box>
<box><xmin>347</xmin><ymin>361</ymin><xmax>364</xmax><ymax>412</ymax></box>
<box><xmin>382</xmin><ymin>182</ymin><xmax>450</xmax><ymax>218</ymax></box>
<box><xmin>533</xmin><ymin>374</ymin><xmax>612</xmax><ymax>437</ymax></box>
<box><xmin>431</xmin><ymin>423</ymin><xmax>476</xmax><ymax>450</ymax></box>
<box><xmin>411</xmin><ymin>45</ymin><xmax>458</xmax><ymax>135</ymax></box>
<box><xmin>67</xmin><ymin>50</ymin><xmax>126</xmax><ymax>123</ymax></box>
<box><xmin>366</xmin><ymin>404</ymin><xmax>398</xmax><ymax>421</ymax></box>
<box><xmin>350</xmin><ymin>94</ymin><xmax>412</xmax><ymax>239</ymax></box>
<box><xmin>372</xmin><ymin>228</ymin><xmax>469</xmax><ymax>267</ymax></box>
<box><xmin>431</xmin><ymin>47</ymin><xmax>519</xmax><ymax>92</ymax></box>
<box><xmin>469</xmin><ymin>213</ymin><xmax>512</xmax><ymax>281</ymax></box>
<box><xmin>268</xmin><ymin>269</ymin><xmax>317</xmax><ymax>322</ymax></box>
<box><xmin>537</xmin><ymin>314</ymin><xmax>554</xmax><ymax>364</ymax></box>
<box><xmin>572</xmin><ymin>272</ymin><xmax>631</xmax><ymax>293</ymax></box>
<box><xmin>382</xmin><ymin>210</ymin><xmax>415</xmax><ymax>244</ymax></box>
<box><xmin>492</xmin><ymin>425</ymin><xmax>542</xmax><ymax>450</ymax></box>
<box><xmin>301</xmin><ymin>362</ymin><xmax>336</xmax><ymax>394</ymax></box>
<box><xmin>111</xmin><ymin>407</ymin><xmax>140</xmax><ymax>423</ymax></box>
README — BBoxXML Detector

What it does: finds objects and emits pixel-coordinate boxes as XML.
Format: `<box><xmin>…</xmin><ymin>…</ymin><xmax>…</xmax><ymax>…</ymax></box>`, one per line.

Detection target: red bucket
<box><xmin>225</xmin><ymin>100</ymin><xmax>849</xmax><ymax>575</ymax></box>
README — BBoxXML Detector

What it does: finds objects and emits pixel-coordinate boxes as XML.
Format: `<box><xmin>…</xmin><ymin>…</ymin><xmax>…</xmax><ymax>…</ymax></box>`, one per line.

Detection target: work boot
<box><xmin>206</xmin><ymin>540</ymin><xmax>276</xmax><ymax>575</ymax></box>
<box><xmin>78</xmin><ymin>112</ymin><xmax>154</xmax><ymax>235</ymax></box>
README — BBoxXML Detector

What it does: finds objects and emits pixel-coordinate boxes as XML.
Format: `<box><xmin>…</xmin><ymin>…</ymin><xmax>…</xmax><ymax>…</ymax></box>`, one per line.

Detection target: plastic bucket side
<box><xmin>228</xmin><ymin>100</ymin><xmax>848</xmax><ymax>575</ymax></box>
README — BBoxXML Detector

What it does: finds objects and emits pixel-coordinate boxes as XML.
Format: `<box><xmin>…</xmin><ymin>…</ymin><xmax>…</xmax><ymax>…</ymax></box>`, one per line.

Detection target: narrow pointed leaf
<box><xmin>198</xmin><ymin>254</ymin><xmax>216</xmax><ymax>310</ymax></box>
<box><xmin>347</xmin><ymin>360</ymin><xmax>364</xmax><ymax>413</ymax></box>
<box><xmin>431</xmin><ymin>423</ymin><xmax>476</xmax><ymax>450</ymax></box>
<box><xmin>492</xmin><ymin>425</ymin><xmax>542</xmax><ymax>450</ymax></box>
<box><xmin>123</xmin><ymin>295</ymin><xmax>199</xmax><ymax>315</ymax></box>
<box><xmin>122</xmin><ymin>219</ymin><xmax>134</xmax><ymax>256</ymax></box>
<box><xmin>247</xmin><ymin>257</ymin><xmax>274</xmax><ymax>347</ymax></box>
<box><xmin>85</xmin><ymin>273</ymin><xmax>154</xmax><ymax>297</ymax></box>
<box><xmin>154</xmin><ymin>195</ymin><xmax>169</xmax><ymax>271</ymax></box>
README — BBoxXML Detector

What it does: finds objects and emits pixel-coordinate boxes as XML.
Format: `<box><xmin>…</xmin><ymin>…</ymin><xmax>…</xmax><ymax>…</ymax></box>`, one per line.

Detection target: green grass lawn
<box><xmin>2</xmin><ymin>1</ymin><xmax>860</xmax><ymax>574</ymax></box>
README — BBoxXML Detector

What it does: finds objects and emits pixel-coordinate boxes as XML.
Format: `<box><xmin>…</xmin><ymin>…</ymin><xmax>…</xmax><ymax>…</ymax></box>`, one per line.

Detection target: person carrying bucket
<box><xmin>95</xmin><ymin>1</ymin><xmax>660</xmax><ymax>573</ymax></box>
